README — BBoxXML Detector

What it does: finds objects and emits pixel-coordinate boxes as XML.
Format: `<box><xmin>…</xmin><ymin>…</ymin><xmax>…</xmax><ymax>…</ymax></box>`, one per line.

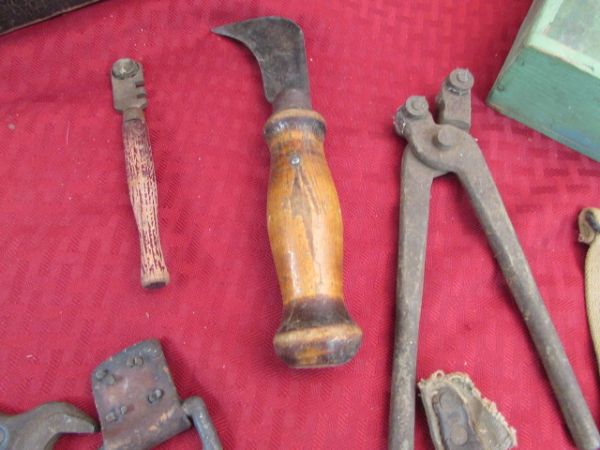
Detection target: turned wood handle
<box><xmin>122</xmin><ymin>117</ymin><xmax>169</xmax><ymax>289</ymax></box>
<box><xmin>264</xmin><ymin>108</ymin><xmax>362</xmax><ymax>367</ymax></box>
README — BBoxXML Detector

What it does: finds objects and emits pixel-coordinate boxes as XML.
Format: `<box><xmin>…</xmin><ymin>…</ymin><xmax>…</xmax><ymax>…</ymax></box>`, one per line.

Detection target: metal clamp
<box><xmin>93</xmin><ymin>339</ymin><xmax>222</xmax><ymax>450</ymax></box>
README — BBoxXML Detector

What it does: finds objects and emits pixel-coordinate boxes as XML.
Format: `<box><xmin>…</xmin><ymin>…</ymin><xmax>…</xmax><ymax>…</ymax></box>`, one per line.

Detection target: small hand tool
<box><xmin>111</xmin><ymin>58</ymin><xmax>169</xmax><ymax>289</ymax></box>
<box><xmin>0</xmin><ymin>401</ymin><xmax>97</xmax><ymax>449</ymax></box>
<box><xmin>390</xmin><ymin>69</ymin><xmax>600</xmax><ymax>450</ymax></box>
<box><xmin>418</xmin><ymin>371</ymin><xmax>516</xmax><ymax>450</ymax></box>
<box><xmin>213</xmin><ymin>17</ymin><xmax>362</xmax><ymax>368</ymax></box>
<box><xmin>578</xmin><ymin>208</ymin><xmax>600</xmax><ymax>375</ymax></box>
<box><xmin>92</xmin><ymin>339</ymin><xmax>221</xmax><ymax>450</ymax></box>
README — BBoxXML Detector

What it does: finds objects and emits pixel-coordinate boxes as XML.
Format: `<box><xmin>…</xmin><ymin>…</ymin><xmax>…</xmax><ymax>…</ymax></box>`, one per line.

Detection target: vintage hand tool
<box><xmin>92</xmin><ymin>339</ymin><xmax>221</xmax><ymax>450</ymax></box>
<box><xmin>418</xmin><ymin>371</ymin><xmax>516</xmax><ymax>450</ymax></box>
<box><xmin>111</xmin><ymin>58</ymin><xmax>170</xmax><ymax>289</ymax></box>
<box><xmin>213</xmin><ymin>17</ymin><xmax>362</xmax><ymax>368</ymax></box>
<box><xmin>390</xmin><ymin>69</ymin><xmax>600</xmax><ymax>450</ymax></box>
<box><xmin>578</xmin><ymin>208</ymin><xmax>600</xmax><ymax>375</ymax></box>
<box><xmin>0</xmin><ymin>401</ymin><xmax>97</xmax><ymax>449</ymax></box>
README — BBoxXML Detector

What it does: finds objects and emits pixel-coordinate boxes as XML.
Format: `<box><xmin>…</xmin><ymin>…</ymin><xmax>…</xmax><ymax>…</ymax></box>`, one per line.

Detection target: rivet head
<box><xmin>450</xmin><ymin>423</ymin><xmax>469</xmax><ymax>445</ymax></box>
<box><xmin>435</xmin><ymin>125</ymin><xmax>458</xmax><ymax>149</ymax></box>
<box><xmin>147</xmin><ymin>388</ymin><xmax>164</xmax><ymax>404</ymax></box>
<box><xmin>94</xmin><ymin>368</ymin><xmax>108</xmax><ymax>381</ymax></box>
<box><xmin>126</xmin><ymin>356</ymin><xmax>144</xmax><ymax>367</ymax></box>
<box><xmin>404</xmin><ymin>96</ymin><xmax>429</xmax><ymax>119</ymax></box>
<box><xmin>448</xmin><ymin>69</ymin><xmax>474</xmax><ymax>92</ymax></box>
<box><xmin>112</xmin><ymin>58</ymin><xmax>139</xmax><ymax>79</ymax></box>
<box><xmin>104</xmin><ymin>373</ymin><xmax>116</xmax><ymax>385</ymax></box>
<box><xmin>105</xmin><ymin>411</ymin><xmax>117</xmax><ymax>423</ymax></box>
<box><xmin>290</xmin><ymin>155</ymin><xmax>300</xmax><ymax>166</ymax></box>
<box><xmin>438</xmin><ymin>391</ymin><xmax>455</xmax><ymax>412</ymax></box>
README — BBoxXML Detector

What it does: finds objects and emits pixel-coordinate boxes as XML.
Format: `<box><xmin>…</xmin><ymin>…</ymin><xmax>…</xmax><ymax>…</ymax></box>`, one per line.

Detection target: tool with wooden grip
<box><xmin>111</xmin><ymin>58</ymin><xmax>170</xmax><ymax>289</ymax></box>
<box><xmin>213</xmin><ymin>17</ymin><xmax>362</xmax><ymax>368</ymax></box>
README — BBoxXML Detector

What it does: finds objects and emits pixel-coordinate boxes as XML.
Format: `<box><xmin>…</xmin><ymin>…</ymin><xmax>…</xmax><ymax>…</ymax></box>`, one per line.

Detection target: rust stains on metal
<box><xmin>390</xmin><ymin>69</ymin><xmax>600</xmax><ymax>450</ymax></box>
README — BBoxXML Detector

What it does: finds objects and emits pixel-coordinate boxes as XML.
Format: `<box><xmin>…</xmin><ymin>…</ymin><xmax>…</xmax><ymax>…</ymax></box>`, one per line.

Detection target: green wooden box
<box><xmin>487</xmin><ymin>0</ymin><xmax>600</xmax><ymax>161</ymax></box>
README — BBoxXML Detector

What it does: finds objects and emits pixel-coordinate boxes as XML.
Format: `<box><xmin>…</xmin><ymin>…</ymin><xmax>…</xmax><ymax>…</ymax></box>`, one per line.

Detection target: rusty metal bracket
<box><xmin>389</xmin><ymin>68</ymin><xmax>600</xmax><ymax>450</ymax></box>
<box><xmin>0</xmin><ymin>401</ymin><xmax>97</xmax><ymax>450</ymax></box>
<box><xmin>419</xmin><ymin>371</ymin><xmax>516</xmax><ymax>450</ymax></box>
<box><xmin>92</xmin><ymin>339</ymin><xmax>222</xmax><ymax>450</ymax></box>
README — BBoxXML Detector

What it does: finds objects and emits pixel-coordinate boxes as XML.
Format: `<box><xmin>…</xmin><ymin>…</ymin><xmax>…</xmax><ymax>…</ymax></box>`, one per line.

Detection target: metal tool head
<box><xmin>419</xmin><ymin>371</ymin><xmax>517</xmax><ymax>450</ymax></box>
<box><xmin>111</xmin><ymin>58</ymin><xmax>147</xmax><ymax>112</ymax></box>
<box><xmin>213</xmin><ymin>17</ymin><xmax>311</xmax><ymax>107</ymax></box>
<box><xmin>0</xmin><ymin>402</ymin><xmax>97</xmax><ymax>450</ymax></box>
<box><xmin>92</xmin><ymin>339</ymin><xmax>191</xmax><ymax>450</ymax></box>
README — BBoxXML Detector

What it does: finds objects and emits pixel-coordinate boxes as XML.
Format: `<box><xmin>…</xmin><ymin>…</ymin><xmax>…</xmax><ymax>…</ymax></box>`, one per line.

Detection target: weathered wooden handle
<box><xmin>264</xmin><ymin>108</ymin><xmax>362</xmax><ymax>367</ymax></box>
<box><xmin>123</xmin><ymin>117</ymin><xmax>170</xmax><ymax>289</ymax></box>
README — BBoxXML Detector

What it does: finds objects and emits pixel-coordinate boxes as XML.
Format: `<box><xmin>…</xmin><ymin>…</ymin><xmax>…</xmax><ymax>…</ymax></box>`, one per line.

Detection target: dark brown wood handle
<box><xmin>122</xmin><ymin>118</ymin><xmax>169</xmax><ymax>289</ymax></box>
<box><xmin>264</xmin><ymin>108</ymin><xmax>362</xmax><ymax>367</ymax></box>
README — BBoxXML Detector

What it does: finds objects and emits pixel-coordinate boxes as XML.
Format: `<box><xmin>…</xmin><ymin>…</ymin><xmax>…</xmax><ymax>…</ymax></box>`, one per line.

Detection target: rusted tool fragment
<box><xmin>578</xmin><ymin>208</ymin><xmax>600</xmax><ymax>375</ymax></box>
<box><xmin>389</xmin><ymin>68</ymin><xmax>600</xmax><ymax>450</ymax></box>
<box><xmin>92</xmin><ymin>339</ymin><xmax>222</xmax><ymax>450</ymax></box>
<box><xmin>0</xmin><ymin>401</ymin><xmax>97</xmax><ymax>449</ymax></box>
<box><xmin>111</xmin><ymin>58</ymin><xmax>169</xmax><ymax>289</ymax></box>
<box><xmin>213</xmin><ymin>17</ymin><xmax>362</xmax><ymax>368</ymax></box>
<box><xmin>419</xmin><ymin>371</ymin><xmax>516</xmax><ymax>450</ymax></box>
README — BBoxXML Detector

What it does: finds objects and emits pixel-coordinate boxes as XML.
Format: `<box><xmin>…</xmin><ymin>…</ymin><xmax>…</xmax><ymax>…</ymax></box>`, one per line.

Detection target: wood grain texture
<box><xmin>123</xmin><ymin>118</ymin><xmax>169</xmax><ymax>289</ymax></box>
<box><xmin>264</xmin><ymin>108</ymin><xmax>362</xmax><ymax>368</ymax></box>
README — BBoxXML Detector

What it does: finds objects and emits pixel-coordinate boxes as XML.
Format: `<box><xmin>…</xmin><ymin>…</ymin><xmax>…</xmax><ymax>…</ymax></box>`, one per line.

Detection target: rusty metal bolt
<box><xmin>404</xmin><ymin>96</ymin><xmax>429</xmax><ymax>119</ymax></box>
<box><xmin>147</xmin><ymin>388</ymin><xmax>164</xmax><ymax>404</ymax></box>
<box><xmin>447</xmin><ymin>69</ymin><xmax>474</xmax><ymax>94</ymax></box>
<box><xmin>112</xmin><ymin>58</ymin><xmax>139</xmax><ymax>80</ymax></box>
<box><xmin>434</xmin><ymin>125</ymin><xmax>458</xmax><ymax>149</ymax></box>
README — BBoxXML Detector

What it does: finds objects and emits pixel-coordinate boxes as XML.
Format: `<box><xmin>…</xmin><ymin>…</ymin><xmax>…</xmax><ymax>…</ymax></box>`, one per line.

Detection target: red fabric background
<box><xmin>0</xmin><ymin>1</ymin><xmax>598</xmax><ymax>449</ymax></box>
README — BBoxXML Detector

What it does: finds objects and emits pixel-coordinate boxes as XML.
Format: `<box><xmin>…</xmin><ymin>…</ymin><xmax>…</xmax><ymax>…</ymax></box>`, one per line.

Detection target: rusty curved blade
<box><xmin>213</xmin><ymin>16</ymin><xmax>310</xmax><ymax>103</ymax></box>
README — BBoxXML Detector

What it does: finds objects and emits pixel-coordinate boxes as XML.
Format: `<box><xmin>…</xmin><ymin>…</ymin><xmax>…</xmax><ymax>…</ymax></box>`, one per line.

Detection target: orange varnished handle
<box><xmin>123</xmin><ymin>117</ymin><xmax>169</xmax><ymax>289</ymax></box>
<box><xmin>264</xmin><ymin>108</ymin><xmax>362</xmax><ymax>367</ymax></box>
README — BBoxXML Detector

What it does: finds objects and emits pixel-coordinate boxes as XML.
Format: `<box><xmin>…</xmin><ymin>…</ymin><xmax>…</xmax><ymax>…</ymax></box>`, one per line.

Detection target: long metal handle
<box><xmin>457</xmin><ymin>154</ymin><xmax>600</xmax><ymax>450</ymax></box>
<box><xmin>389</xmin><ymin>149</ymin><xmax>444</xmax><ymax>450</ymax></box>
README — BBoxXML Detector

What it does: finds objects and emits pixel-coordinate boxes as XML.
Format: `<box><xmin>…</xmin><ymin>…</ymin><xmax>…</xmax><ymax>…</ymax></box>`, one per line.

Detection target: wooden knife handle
<box><xmin>264</xmin><ymin>108</ymin><xmax>362</xmax><ymax>367</ymax></box>
<box><xmin>122</xmin><ymin>117</ymin><xmax>170</xmax><ymax>289</ymax></box>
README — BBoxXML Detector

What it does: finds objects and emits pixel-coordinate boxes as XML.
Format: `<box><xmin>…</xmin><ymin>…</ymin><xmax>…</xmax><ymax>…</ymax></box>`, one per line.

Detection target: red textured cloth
<box><xmin>0</xmin><ymin>1</ymin><xmax>598</xmax><ymax>449</ymax></box>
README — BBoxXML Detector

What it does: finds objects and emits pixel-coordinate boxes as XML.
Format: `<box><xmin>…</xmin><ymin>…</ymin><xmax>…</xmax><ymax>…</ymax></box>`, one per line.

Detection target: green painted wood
<box><xmin>488</xmin><ymin>0</ymin><xmax>600</xmax><ymax>161</ymax></box>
